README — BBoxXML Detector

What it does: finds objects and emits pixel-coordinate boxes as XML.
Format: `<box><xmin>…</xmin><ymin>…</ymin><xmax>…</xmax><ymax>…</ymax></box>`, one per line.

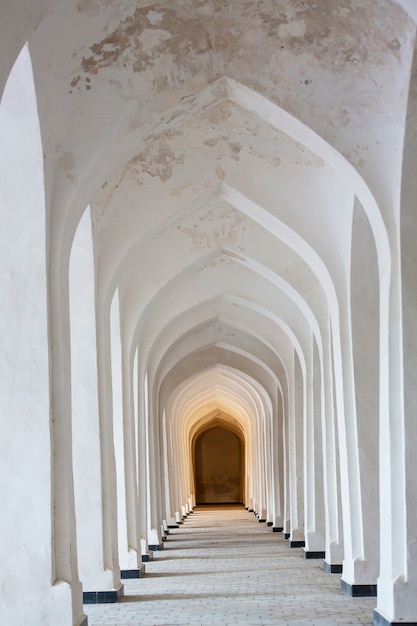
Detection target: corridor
<box><xmin>4</xmin><ymin>4</ymin><xmax>417</xmax><ymax>624</ymax></box>
<box><xmin>85</xmin><ymin>506</ymin><xmax>375</xmax><ymax>626</ymax></box>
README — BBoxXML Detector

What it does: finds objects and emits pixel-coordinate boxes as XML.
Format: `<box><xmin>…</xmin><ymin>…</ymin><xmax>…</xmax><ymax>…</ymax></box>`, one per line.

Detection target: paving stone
<box><xmin>84</xmin><ymin>505</ymin><xmax>375</xmax><ymax>626</ymax></box>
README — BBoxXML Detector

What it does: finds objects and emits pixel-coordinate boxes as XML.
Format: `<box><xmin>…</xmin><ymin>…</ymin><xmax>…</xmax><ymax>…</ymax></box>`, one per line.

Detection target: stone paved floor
<box><xmin>84</xmin><ymin>505</ymin><xmax>375</xmax><ymax>626</ymax></box>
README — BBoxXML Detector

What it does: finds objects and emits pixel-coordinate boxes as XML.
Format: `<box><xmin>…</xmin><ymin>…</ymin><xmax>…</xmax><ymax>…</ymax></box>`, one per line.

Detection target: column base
<box><xmin>289</xmin><ymin>540</ymin><xmax>305</xmax><ymax>548</ymax></box>
<box><xmin>248</xmin><ymin>508</ymin><xmax>254</xmax><ymax>512</ymax></box>
<box><xmin>142</xmin><ymin>553</ymin><xmax>153</xmax><ymax>562</ymax></box>
<box><xmin>266</xmin><ymin>522</ymin><xmax>273</xmax><ymax>526</ymax></box>
<box><xmin>273</xmin><ymin>526</ymin><xmax>283</xmax><ymax>532</ymax></box>
<box><xmin>341</xmin><ymin>579</ymin><xmax>377</xmax><ymax>597</ymax></box>
<box><xmin>304</xmin><ymin>550</ymin><xmax>325</xmax><ymax>559</ymax></box>
<box><xmin>373</xmin><ymin>609</ymin><xmax>417</xmax><ymax>625</ymax></box>
<box><xmin>148</xmin><ymin>543</ymin><xmax>164</xmax><ymax>551</ymax></box>
<box><xmin>323</xmin><ymin>561</ymin><xmax>342</xmax><ymax>573</ymax></box>
<box><xmin>284</xmin><ymin>532</ymin><xmax>290</xmax><ymax>539</ymax></box>
<box><xmin>258</xmin><ymin>519</ymin><xmax>266</xmax><ymax>523</ymax></box>
<box><xmin>120</xmin><ymin>564</ymin><xmax>145</xmax><ymax>579</ymax></box>
<box><xmin>168</xmin><ymin>524</ymin><xmax>179</xmax><ymax>529</ymax></box>
<box><xmin>83</xmin><ymin>583</ymin><xmax>124</xmax><ymax>604</ymax></box>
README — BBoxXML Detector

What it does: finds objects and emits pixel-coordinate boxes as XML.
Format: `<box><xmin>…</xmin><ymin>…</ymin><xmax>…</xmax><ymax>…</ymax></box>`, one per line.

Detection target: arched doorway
<box><xmin>194</xmin><ymin>425</ymin><xmax>244</xmax><ymax>504</ymax></box>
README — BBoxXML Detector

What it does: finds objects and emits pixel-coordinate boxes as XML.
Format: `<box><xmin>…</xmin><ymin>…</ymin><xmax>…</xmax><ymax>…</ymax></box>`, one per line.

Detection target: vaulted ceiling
<box><xmin>2</xmin><ymin>0</ymin><xmax>415</xmax><ymax>438</ymax></box>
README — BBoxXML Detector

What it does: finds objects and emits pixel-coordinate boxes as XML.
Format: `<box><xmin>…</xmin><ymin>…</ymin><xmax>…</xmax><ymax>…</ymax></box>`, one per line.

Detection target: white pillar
<box><xmin>272</xmin><ymin>386</ymin><xmax>285</xmax><ymax>530</ymax></box>
<box><xmin>304</xmin><ymin>336</ymin><xmax>325</xmax><ymax>556</ymax></box>
<box><xmin>138</xmin><ymin>368</ymin><xmax>152</xmax><ymax>558</ymax></box>
<box><xmin>0</xmin><ymin>45</ymin><xmax>85</xmax><ymax>626</ymax></box>
<box><xmin>375</xmin><ymin>42</ymin><xmax>417</xmax><ymax>624</ymax></box>
<box><xmin>282</xmin><ymin>378</ymin><xmax>291</xmax><ymax>537</ymax></box>
<box><xmin>70</xmin><ymin>209</ymin><xmax>122</xmax><ymax>599</ymax></box>
<box><xmin>332</xmin><ymin>297</ymin><xmax>366</xmax><ymax>592</ymax></box>
<box><xmin>289</xmin><ymin>350</ymin><xmax>305</xmax><ymax>545</ymax></box>
<box><xmin>146</xmin><ymin>373</ymin><xmax>163</xmax><ymax>549</ymax></box>
<box><xmin>98</xmin><ymin>299</ymin><xmax>124</xmax><ymax>591</ymax></box>
<box><xmin>345</xmin><ymin>200</ymin><xmax>380</xmax><ymax>593</ymax></box>
<box><xmin>322</xmin><ymin>325</ymin><xmax>344</xmax><ymax>571</ymax></box>
<box><xmin>256</xmin><ymin>400</ymin><xmax>268</xmax><ymax>521</ymax></box>
<box><xmin>112</xmin><ymin>291</ymin><xmax>140</xmax><ymax>573</ymax></box>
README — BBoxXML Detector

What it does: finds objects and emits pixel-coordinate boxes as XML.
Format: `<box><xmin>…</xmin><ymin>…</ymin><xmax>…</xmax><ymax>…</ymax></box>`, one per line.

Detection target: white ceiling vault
<box><xmin>2</xmin><ymin>0</ymin><xmax>415</xmax><ymax>439</ymax></box>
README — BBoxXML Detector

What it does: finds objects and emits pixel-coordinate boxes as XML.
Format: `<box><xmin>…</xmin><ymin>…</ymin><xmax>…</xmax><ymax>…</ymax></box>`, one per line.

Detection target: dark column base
<box><xmin>266</xmin><ymin>521</ymin><xmax>273</xmax><ymax>526</ymax></box>
<box><xmin>148</xmin><ymin>543</ymin><xmax>164</xmax><ymax>551</ymax></box>
<box><xmin>142</xmin><ymin>554</ymin><xmax>152</xmax><ymax>562</ymax></box>
<box><xmin>373</xmin><ymin>609</ymin><xmax>417</xmax><ymax>625</ymax></box>
<box><xmin>258</xmin><ymin>519</ymin><xmax>266</xmax><ymax>523</ymax></box>
<box><xmin>289</xmin><ymin>540</ymin><xmax>305</xmax><ymax>548</ymax></box>
<box><xmin>273</xmin><ymin>526</ymin><xmax>283</xmax><ymax>533</ymax></box>
<box><xmin>304</xmin><ymin>550</ymin><xmax>326</xmax><ymax>559</ymax></box>
<box><xmin>323</xmin><ymin>561</ymin><xmax>343</xmax><ymax>573</ymax></box>
<box><xmin>168</xmin><ymin>524</ymin><xmax>179</xmax><ymax>529</ymax></box>
<box><xmin>248</xmin><ymin>508</ymin><xmax>254</xmax><ymax>512</ymax></box>
<box><xmin>284</xmin><ymin>532</ymin><xmax>290</xmax><ymax>539</ymax></box>
<box><xmin>120</xmin><ymin>564</ymin><xmax>145</xmax><ymax>579</ymax></box>
<box><xmin>83</xmin><ymin>584</ymin><xmax>124</xmax><ymax>605</ymax></box>
<box><xmin>341</xmin><ymin>579</ymin><xmax>377</xmax><ymax>597</ymax></box>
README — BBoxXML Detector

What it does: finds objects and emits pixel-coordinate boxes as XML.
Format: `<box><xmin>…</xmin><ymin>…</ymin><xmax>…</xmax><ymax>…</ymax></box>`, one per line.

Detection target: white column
<box><xmin>332</xmin><ymin>296</ymin><xmax>365</xmax><ymax>590</ymax></box>
<box><xmin>95</xmin><ymin>299</ymin><xmax>123</xmax><ymax>592</ymax></box>
<box><xmin>289</xmin><ymin>350</ymin><xmax>305</xmax><ymax>544</ymax></box>
<box><xmin>112</xmin><ymin>291</ymin><xmax>140</xmax><ymax>572</ymax></box>
<box><xmin>123</xmin><ymin>342</ymin><xmax>141</xmax><ymax>570</ymax></box>
<box><xmin>282</xmin><ymin>379</ymin><xmax>291</xmax><ymax>536</ymax></box>
<box><xmin>256</xmin><ymin>400</ymin><xmax>268</xmax><ymax>521</ymax></box>
<box><xmin>71</xmin><ymin>208</ymin><xmax>121</xmax><ymax>597</ymax></box>
<box><xmin>376</xmin><ymin>41</ymin><xmax>417</xmax><ymax>624</ymax></box>
<box><xmin>111</xmin><ymin>291</ymin><xmax>128</xmax><ymax>569</ymax></box>
<box><xmin>322</xmin><ymin>325</ymin><xmax>344</xmax><ymax>570</ymax></box>
<box><xmin>346</xmin><ymin>200</ymin><xmax>380</xmax><ymax>592</ymax></box>
<box><xmin>272</xmin><ymin>386</ymin><xmax>285</xmax><ymax>530</ymax></box>
<box><xmin>161</xmin><ymin>409</ymin><xmax>173</xmax><ymax>525</ymax></box>
<box><xmin>146</xmin><ymin>373</ymin><xmax>163</xmax><ymax>548</ymax></box>
<box><xmin>137</xmin><ymin>369</ymin><xmax>152</xmax><ymax>557</ymax></box>
<box><xmin>304</xmin><ymin>335</ymin><xmax>325</xmax><ymax>555</ymax></box>
<box><xmin>0</xmin><ymin>45</ymin><xmax>85</xmax><ymax>626</ymax></box>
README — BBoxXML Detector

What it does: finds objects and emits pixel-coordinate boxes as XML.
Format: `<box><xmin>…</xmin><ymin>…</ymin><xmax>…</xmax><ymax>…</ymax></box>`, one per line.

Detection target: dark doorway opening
<box><xmin>194</xmin><ymin>425</ymin><xmax>243</xmax><ymax>504</ymax></box>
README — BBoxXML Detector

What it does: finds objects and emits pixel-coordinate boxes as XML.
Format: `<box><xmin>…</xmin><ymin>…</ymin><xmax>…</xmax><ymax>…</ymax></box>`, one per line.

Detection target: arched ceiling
<box><xmin>2</xmin><ymin>0</ymin><xmax>415</xmax><ymax>440</ymax></box>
